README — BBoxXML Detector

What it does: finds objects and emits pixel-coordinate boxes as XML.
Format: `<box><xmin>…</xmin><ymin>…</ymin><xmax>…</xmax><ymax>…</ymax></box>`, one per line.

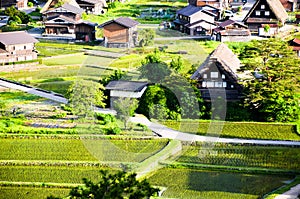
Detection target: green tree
<box><xmin>138</xmin><ymin>28</ymin><xmax>156</xmax><ymax>47</ymax></box>
<box><xmin>240</xmin><ymin>39</ymin><xmax>300</xmax><ymax>122</ymax></box>
<box><xmin>113</xmin><ymin>97</ymin><xmax>139</xmax><ymax>129</ymax></box>
<box><xmin>68</xmin><ymin>80</ymin><xmax>106</xmax><ymax>118</ymax></box>
<box><xmin>139</xmin><ymin>62</ymin><xmax>171</xmax><ymax>83</ymax></box>
<box><xmin>170</xmin><ymin>56</ymin><xmax>183</xmax><ymax>72</ymax></box>
<box><xmin>48</xmin><ymin>170</ymin><xmax>159</xmax><ymax>199</ymax></box>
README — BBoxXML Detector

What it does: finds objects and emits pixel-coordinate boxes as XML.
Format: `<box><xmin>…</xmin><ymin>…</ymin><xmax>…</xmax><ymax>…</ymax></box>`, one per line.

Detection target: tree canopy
<box><xmin>48</xmin><ymin>170</ymin><xmax>159</xmax><ymax>199</ymax></box>
<box><xmin>68</xmin><ymin>80</ymin><xmax>106</xmax><ymax>118</ymax></box>
<box><xmin>240</xmin><ymin>39</ymin><xmax>300</xmax><ymax>122</ymax></box>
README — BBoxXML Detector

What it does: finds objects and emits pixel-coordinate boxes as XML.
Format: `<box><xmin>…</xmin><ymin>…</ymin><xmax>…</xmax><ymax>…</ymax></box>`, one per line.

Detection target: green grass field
<box><xmin>176</xmin><ymin>143</ymin><xmax>300</xmax><ymax>170</ymax></box>
<box><xmin>0</xmin><ymin>187</ymin><xmax>70</xmax><ymax>199</ymax></box>
<box><xmin>0</xmin><ymin>166</ymin><xmax>111</xmax><ymax>184</ymax></box>
<box><xmin>161</xmin><ymin>120</ymin><xmax>300</xmax><ymax>140</ymax></box>
<box><xmin>147</xmin><ymin>168</ymin><xmax>292</xmax><ymax>199</ymax></box>
<box><xmin>0</xmin><ymin>138</ymin><xmax>168</xmax><ymax>163</ymax></box>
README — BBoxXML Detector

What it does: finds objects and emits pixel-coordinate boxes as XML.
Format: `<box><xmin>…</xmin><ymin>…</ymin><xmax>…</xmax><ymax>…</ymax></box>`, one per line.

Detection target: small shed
<box><xmin>105</xmin><ymin>80</ymin><xmax>148</xmax><ymax>108</ymax></box>
<box><xmin>75</xmin><ymin>21</ymin><xmax>97</xmax><ymax>41</ymax></box>
<box><xmin>99</xmin><ymin>17</ymin><xmax>139</xmax><ymax>48</ymax></box>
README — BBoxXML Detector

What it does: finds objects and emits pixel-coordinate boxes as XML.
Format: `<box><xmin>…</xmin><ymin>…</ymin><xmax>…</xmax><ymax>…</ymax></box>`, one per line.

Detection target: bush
<box><xmin>95</xmin><ymin>113</ymin><xmax>116</xmax><ymax>124</ymax></box>
<box><xmin>28</xmin><ymin>2</ymin><xmax>34</xmax><ymax>7</ymax></box>
<box><xmin>101</xmin><ymin>126</ymin><xmax>121</xmax><ymax>135</ymax></box>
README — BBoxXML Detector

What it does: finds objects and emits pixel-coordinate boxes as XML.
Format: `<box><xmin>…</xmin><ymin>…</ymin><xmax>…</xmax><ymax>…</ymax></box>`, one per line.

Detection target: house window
<box><xmin>221</xmin><ymin>74</ymin><xmax>225</xmax><ymax>79</ymax></box>
<box><xmin>256</xmin><ymin>11</ymin><xmax>260</xmax><ymax>16</ymax></box>
<box><xmin>265</xmin><ymin>11</ymin><xmax>270</xmax><ymax>16</ymax></box>
<box><xmin>215</xmin><ymin>82</ymin><xmax>223</xmax><ymax>87</ymax></box>
<box><xmin>203</xmin><ymin>74</ymin><xmax>207</xmax><ymax>78</ymax></box>
<box><xmin>211</xmin><ymin>72</ymin><xmax>218</xmax><ymax>78</ymax></box>
<box><xmin>231</xmin><ymin>85</ymin><xmax>234</xmax><ymax>88</ymax></box>
<box><xmin>207</xmin><ymin>81</ymin><xmax>214</xmax><ymax>87</ymax></box>
<box><xmin>24</xmin><ymin>45</ymin><xmax>26</xmax><ymax>49</ymax></box>
<box><xmin>261</xmin><ymin>5</ymin><xmax>265</xmax><ymax>9</ymax></box>
<box><xmin>223</xmin><ymin>82</ymin><xmax>227</xmax><ymax>87</ymax></box>
<box><xmin>202</xmin><ymin>81</ymin><xmax>207</xmax><ymax>87</ymax></box>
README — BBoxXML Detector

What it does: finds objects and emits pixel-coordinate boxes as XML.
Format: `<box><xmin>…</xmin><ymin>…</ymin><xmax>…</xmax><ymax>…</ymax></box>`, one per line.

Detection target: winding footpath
<box><xmin>130</xmin><ymin>115</ymin><xmax>300</xmax><ymax>146</ymax></box>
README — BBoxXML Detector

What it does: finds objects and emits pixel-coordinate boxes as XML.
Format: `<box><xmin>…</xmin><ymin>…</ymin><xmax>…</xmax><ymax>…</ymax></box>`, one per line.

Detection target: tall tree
<box><xmin>240</xmin><ymin>39</ymin><xmax>300</xmax><ymax>122</ymax></box>
<box><xmin>113</xmin><ymin>97</ymin><xmax>139</xmax><ymax>129</ymax></box>
<box><xmin>68</xmin><ymin>80</ymin><xmax>106</xmax><ymax>118</ymax></box>
<box><xmin>48</xmin><ymin>170</ymin><xmax>159</xmax><ymax>199</ymax></box>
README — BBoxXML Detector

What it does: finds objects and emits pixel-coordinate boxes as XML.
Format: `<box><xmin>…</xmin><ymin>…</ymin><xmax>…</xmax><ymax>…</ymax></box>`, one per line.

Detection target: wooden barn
<box><xmin>99</xmin><ymin>17</ymin><xmax>139</xmax><ymax>48</ymax></box>
<box><xmin>191</xmin><ymin>43</ymin><xmax>244</xmax><ymax>101</ymax></box>
<box><xmin>75</xmin><ymin>21</ymin><xmax>97</xmax><ymax>41</ymax></box>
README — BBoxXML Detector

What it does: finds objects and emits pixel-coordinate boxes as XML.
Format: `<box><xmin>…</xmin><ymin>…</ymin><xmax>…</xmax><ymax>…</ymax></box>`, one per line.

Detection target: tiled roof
<box><xmin>177</xmin><ymin>5</ymin><xmax>202</xmax><ymax>16</ymax></box>
<box><xmin>219</xmin><ymin>29</ymin><xmax>251</xmax><ymax>36</ymax></box>
<box><xmin>99</xmin><ymin>17</ymin><xmax>139</xmax><ymax>28</ymax></box>
<box><xmin>185</xmin><ymin>19</ymin><xmax>217</xmax><ymax>30</ymax></box>
<box><xmin>0</xmin><ymin>31</ymin><xmax>38</xmax><ymax>45</ymax></box>
<box><xmin>45</xmin><ymin>15</ymin><xmax>77</xmax><ymax>23</ymax></box>
<box><xmin>218</xmin><ymin>19</ymin><xmax>248</xmax><ymax>29</ymax></box>
<box><xmin>80</xmin><ymin>0</ymin><xmax>107</xmax><ymax>6</ymax></box>
<box><xmin>105</xmin><ymin>81</ymin><xmax>148</xmax><ymax>92</ymax></box>
<box><xmin>61</xmin><ymin>3</ymin><xmax>84</xmax><ymax>14</ymax></box>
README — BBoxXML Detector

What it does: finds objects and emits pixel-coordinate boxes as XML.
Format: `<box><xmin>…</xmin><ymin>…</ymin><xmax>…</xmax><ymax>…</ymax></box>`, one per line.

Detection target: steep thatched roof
<box><xmin>243</xmin><ymin>0</ymin><xmax>288</xmax><ymax>23</ymax></box>
<box><xmin>41</xmin><ymin>0</ymin><xmax>80</xmax><ymax>13</ymax></box>
<box><xmin>191</xmin><ymin>43</ymin><xmax>241</xmax><ymax>80</ymax></box>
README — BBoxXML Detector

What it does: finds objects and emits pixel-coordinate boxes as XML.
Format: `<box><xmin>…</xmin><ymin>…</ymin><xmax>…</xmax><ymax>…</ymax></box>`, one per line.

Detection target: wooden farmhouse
<box><xmin>242</xmin><ymin>0</ymin><xmax>288</xmax><ymax>34</ymax></box>
<box><xmin>76</xmin><ymin>0</ymin><xmax>108</xmax><ymax>14</ymax></box>
<box><xmin>42</xmin><ymin>0</ymin><xmax>97</xmax><ymax>41</ymax></box>
<box><xmin>191</xmin><ymin>43</ymin><xmax>244</xmax><ymax>101</ymax></box>
<box><xmin>99</xmin><ymin>17</ymin><xmax>139</xmax><ymax>48</ymax></box>
<box><xmin>0</xmin><ymin>31</ymin><xmax>38</xmax><ymax>65</ymax></box>
<box><xmin>0</xmin><ymin>0</ymin><xmax>28</xmax><ymax>9</ymax></box>
<box><xmin>213</xmin><ymin>19</ymin><xmax>251</xmax><ymax>42</ymax></box>
<box><xmin>174</xmin><ymin>5</ymin><xmax>216</xmax><ymax>36</ymax></box>
<box><xmin>105</xmin><ymin>80</ymin><xmax>148</xmax><ymax>108</ymax></box>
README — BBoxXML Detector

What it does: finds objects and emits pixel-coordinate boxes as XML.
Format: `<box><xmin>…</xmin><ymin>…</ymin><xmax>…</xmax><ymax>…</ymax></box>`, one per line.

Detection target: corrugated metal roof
<box><xmin>105</xmin><ymin>80</ymin><xmax>148</xmax><ymax>92</ymax></box>
<box><xmin>0</xmin><ymin>31</ymin><xmax>38</xmax><ymax>45</ymax></box>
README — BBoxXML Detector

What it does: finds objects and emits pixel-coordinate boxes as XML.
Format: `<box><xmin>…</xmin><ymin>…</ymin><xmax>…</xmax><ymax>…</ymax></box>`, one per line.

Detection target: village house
<box><xmin>280</xmin><ymin>0</ymin><xmax>297</xmax><ymax>11</ymax></box>
<box><xmin>188</xmin><ymin>0</ymin><xmax>229</xmax><ymax>9</ymax></box>
<box><xmin>99</xmin><ymin>17</ymin><xmax>139</xmax><ymax>48</ymax></box>
<box><xmin>41</xmin><ymin>0</ymin><xmax>97</xmax><ymax>41</ymax></box>
<box><xmin>0</xmin><ymin>31</ymin><xmax>38</xmax><ymax>65</ymax></box>
<box><xmin>242</xmin><ymin>0</ymin><xmax>288</xmax><ymax>35</ymax></box>
<box><xmin>76</xmin><ymin>0</ymin><xmax>108</xmax><ymax>15</ymax></box>
<box><xmin>105</xmin><ymin>80</ymin><xmax>148</xmax><ymax>108</ymax></box>
<box><xmin>212</xmin><ymin>19</ymin><xmax>251</xmax><ymax>42</ymax></box>
<box><xmin>174</xmin><ymin>5</ymin><xmax>217</xmax><ymax>36</ymax></box>
<box><xmin>191</xmin><ymin>43</ymin><xmax>244</xmax><ymax>101</ymax></box>
<box><xmin>0</xmin><ymin>0</ymin><xmax>28</xmax><ymax>9</ymax></box>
